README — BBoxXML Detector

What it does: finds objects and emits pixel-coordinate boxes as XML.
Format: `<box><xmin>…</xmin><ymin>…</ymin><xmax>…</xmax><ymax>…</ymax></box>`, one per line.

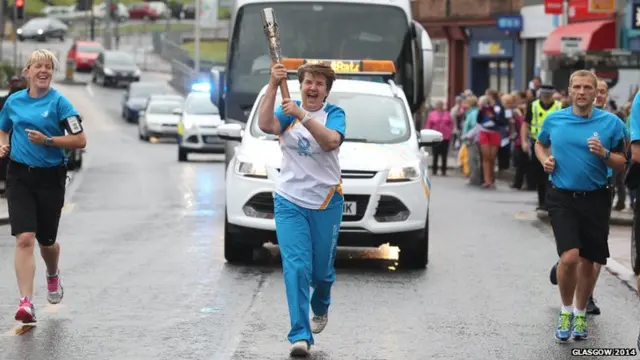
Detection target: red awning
<box><xmin>542</xmin><ymin>20</ymin><xmax>615</xmax><ymax>56</ymax></box>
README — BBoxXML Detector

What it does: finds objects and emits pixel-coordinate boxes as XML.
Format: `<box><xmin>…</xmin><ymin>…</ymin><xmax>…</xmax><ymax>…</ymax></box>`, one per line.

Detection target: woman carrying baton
<box><xmin>0</xmin><ymin>49</ymin><xmax>87</xmax><ymax>323</ymax></box>
<box><xmin>258</xmin><ymin>62</ymin><xmax>345</xmax><ymax>357</ymax></box>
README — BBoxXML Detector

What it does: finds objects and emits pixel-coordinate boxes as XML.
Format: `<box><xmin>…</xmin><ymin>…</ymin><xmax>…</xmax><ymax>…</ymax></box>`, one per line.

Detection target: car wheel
<box><xmin>224</xmin><ymin>212</ymin><xmax>254</xmax><ymax>263</ymax></box>
<box><xmin>178</xmin><ymin>147</ymin><xmax>188</xmax><ymax>162</ymax></box>
<box><xmin>398</xmin><ymin>211</ymin><xmax>429</xmax><ymax>269</ymax></box>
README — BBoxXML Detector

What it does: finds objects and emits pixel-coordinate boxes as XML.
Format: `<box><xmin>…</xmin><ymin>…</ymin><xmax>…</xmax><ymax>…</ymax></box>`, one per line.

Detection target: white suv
<box><xmin>217</xmin><ymin>79</ymin><xmax>442</xmax><ymax>268</ymax></box>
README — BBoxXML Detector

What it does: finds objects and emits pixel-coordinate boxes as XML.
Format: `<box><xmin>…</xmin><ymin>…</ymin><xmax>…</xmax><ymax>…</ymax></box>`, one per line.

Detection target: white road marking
<box><xmin>85</xmin><ymin>83</ymin><xmax>94</xmax><ymax>97</ymax></box>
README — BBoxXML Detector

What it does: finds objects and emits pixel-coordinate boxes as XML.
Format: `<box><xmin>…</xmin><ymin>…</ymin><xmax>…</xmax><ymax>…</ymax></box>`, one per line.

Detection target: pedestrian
<box><xmin>0</xmin><ymin>76</ymin><xmax>28</xmax><ymax>197</ymax></box>
<box><xmin>627</xmin><ymin>86</ymin><xmax>640</xmax><ymax>351</ymax></box>
<box><xmin>258</xmin><ymin>62</ymin><xmax>344</xmax><ymax>357</ymax></box>
<box><xmin>0</xmin><ymin>49</ymin><xmax>87</xmax><ymax>323</ymax></box>
<box><xmin>521</xmin><ymin>85</ymin><xmax>562</xmax><ymax>210</ymax></box>
<box><xmin>476</xmin><ymin>89</ymin><xmax>506</xmax><ymax>188</ymax></box>
<box><xmin>425</xmin><ymin>100</ymin><xmax>454</xmax><ymax>176</ymax></box>
<box><xmin>509</xmin><ymin>98</ymin><xmax>529</xmax><ymax>189</ymax></box>
<box><xmin>536</xmin><ymin>70</ymin><xmax>626</xmax><ymax>343</ymax></box>
<box><xmin>462</xmin><ymin>96</ymin><xmax>483</xmax><ymax>185</ymax></box>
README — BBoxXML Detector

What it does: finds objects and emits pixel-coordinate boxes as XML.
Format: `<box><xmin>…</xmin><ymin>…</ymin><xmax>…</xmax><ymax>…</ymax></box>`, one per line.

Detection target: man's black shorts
<box><xmin>6</xmin><ymin>159</ymin><xmax>66</xmax><ymax>246</ymax></box>
<box><xmin>546</xmin><ymin>184</ymin><xmax>612</xmax><ymax>265</ymax></box>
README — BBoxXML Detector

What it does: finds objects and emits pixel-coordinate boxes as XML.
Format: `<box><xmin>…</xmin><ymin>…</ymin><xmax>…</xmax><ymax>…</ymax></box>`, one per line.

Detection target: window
<box><xmin>251</xmin><ymin>92</ymin><xmax>411</xmax><ymax>144</ymax></box>
<box><xmin>430</xmin><ymin>39</ymin><xmax>448</xmax><ymax>105</ymax></box>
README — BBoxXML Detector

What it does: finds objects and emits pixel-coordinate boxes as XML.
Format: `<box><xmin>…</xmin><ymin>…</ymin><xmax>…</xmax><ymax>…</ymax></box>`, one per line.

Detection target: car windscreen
<box><xmin>147</xmin><ymin>101</ymin><xmax>182</xmax><ymax>114</ymax></box>
<box><xmin>22</xmin><ymin>18</ymin><xmax>50</xmax><ymax>30</ymax></box>
<box><xmin>250</xmin><ymin>92</ymin><xmax>411</xmax><ymax>144</ymax></box>
<box><xmin>184</xmin><ymin>94</ymin><xmax>219</xmax><ymax>115</ymax></box>
<box><xmin>78</xmin><ymin>44</ymin><xmax>103</xmax><ymax>53</ymax></box>
<box><xmin>105</xmin><ymin>52</ymin><xmax>136</xmax><ymax>67</ymax></box>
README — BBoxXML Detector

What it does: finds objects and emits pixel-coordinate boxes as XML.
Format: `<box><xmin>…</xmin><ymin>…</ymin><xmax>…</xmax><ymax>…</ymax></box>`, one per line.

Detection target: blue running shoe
<box><xmin>572</xmin><ymin>313</ymin><xmax>588</xmax><ymax>340</ymax></box>
<box><xmin>555</xmin><ymin>311</ymin><xmax>573</xmax><ymax>342</ymax></box>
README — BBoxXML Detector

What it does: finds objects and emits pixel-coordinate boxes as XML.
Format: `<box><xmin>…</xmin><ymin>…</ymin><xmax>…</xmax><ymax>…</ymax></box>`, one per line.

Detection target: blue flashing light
<box><xmin>191</xmin><ymin>82</ymin><xmax>211</xmax><ymax>93</ymax></box>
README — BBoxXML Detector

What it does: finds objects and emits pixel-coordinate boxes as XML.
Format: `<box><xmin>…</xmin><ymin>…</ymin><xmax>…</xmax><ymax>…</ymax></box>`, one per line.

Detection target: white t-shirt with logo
<box><xmin>274</xmin><ymin>101</ymin><xmax>346</xmax><ymax>210</ymax></box>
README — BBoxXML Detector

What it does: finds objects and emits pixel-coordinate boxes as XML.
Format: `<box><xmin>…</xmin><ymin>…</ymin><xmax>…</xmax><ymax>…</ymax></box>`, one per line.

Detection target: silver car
<box><xmin>138</xmin><ymin>95</ymin><xmax>185</xmax><ymax>141</ymax></box>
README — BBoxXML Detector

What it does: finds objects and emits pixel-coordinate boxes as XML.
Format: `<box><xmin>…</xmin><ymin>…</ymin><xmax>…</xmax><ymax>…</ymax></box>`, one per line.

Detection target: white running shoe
<box><xmin>290</xmin><ymin>340</ymin><xmax>310</xmax><ymax>357</ymax></box>
<box><xmin>311</xmin><ymin>314</ymin><xmax>328</xmax><ymax>334</ymax></box>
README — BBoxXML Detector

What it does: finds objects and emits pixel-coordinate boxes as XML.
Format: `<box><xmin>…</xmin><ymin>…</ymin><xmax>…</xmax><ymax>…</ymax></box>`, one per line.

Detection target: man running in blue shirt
<box><xmin>535</xmin><ymin>70</ymin><xmax>626</xmax><ymax>343</ymax></box>
<box><xmin>547</xmin><ymin>79</ymin><xmax>629</xmax><ymax>315</ymax></box>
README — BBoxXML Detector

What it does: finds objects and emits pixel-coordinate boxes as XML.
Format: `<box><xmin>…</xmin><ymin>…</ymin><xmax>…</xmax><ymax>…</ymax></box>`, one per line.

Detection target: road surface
<box><xmin>0</xmin><ymin>73</ymin><xmax>638</xmax><ymax>359</ymax></box>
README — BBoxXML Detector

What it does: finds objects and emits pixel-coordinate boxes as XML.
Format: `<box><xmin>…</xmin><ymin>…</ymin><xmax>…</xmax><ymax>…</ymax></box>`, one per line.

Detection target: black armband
<box><xmin>61</xmin><ymin>115</ymin><xmax>83</xmax><ymax>135</ymax></box>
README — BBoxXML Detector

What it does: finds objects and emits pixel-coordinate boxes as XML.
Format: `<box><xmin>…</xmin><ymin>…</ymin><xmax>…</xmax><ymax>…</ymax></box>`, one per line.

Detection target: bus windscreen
<box><xmin>225</xmin><ymin>2</ymin><xmax>409</xmax><ymax>122</ymax></box>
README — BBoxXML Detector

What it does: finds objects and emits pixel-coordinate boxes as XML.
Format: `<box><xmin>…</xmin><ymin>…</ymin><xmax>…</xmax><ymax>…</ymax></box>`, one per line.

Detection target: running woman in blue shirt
<box><xmin>535</xmin><ymin>70</ymin><xmax>626</xmax><ymax>343</ymax></box>
<box><xmin>0</xmin><ymin>50</ymin><xmax>87</xmax><ymax>323</ymax></box>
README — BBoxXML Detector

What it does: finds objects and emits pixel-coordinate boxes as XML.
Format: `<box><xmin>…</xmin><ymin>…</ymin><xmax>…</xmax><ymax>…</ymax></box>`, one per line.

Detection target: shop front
<box><xmin>467</xmin><ymin>26</ymin><xmax>522</xmax><ymax>95</ymax></box>
<box><xmin>541</xmin><ymin>0</ymin><xmax>617</xmax><ymax>89</ymax></box>
<box><xmin>520</xmin><ymin>4</ymin><xmax>561</xmax><ymax>85</ymax></box>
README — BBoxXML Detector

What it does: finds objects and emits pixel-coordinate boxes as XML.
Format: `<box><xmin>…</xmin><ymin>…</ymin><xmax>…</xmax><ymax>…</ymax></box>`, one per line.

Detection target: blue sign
<box><xmin>496</xmin><ymin>15</ymin><xmax>523</xmax><ymax>32</ymax></box>
<box><xmin>632</xmin><ymin>4</ymin><xmax>640</xmax><ymax>30</ymax></box>
<box><xmin>470</xmin><ymin>39</ymin><xmax>514</xmax><ymax>58</ymax></box>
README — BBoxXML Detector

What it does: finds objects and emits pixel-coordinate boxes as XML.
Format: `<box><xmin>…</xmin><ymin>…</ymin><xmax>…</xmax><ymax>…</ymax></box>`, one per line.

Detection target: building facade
<box><xmin>413</xmin><ymin>0</ymin><xmax>524</xmax><ymax>106</ymax></box>
<box><xmin>520</xmin><ymin>1</ymin><xmax>562</xmax><ymax>85</ymax></box>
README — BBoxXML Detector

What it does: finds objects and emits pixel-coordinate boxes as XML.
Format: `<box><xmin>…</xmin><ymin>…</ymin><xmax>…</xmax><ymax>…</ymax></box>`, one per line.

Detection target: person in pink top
<box><xmin>425</xmin><ymin>101</ymin><xmax>454</xmax><ymax>175</ymax></box>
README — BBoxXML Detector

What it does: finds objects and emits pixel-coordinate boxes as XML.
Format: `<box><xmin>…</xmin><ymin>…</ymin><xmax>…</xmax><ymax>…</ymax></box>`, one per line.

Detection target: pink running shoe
<box><xmin>15</xmin><ymin>297</ymin><xmax>36</xmax><ymax>323</ymax></box>
<box><xmin>47</xmin><ymin>271</ymin><xmax>64</xmax><ymax>304</ymax></box>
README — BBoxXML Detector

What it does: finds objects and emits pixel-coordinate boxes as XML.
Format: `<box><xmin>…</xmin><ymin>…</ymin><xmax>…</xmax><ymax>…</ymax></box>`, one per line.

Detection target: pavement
<box><xmin>0</xmin><ymin>73</ymin><xmax>636</xmax><ymax>359</ymax></box>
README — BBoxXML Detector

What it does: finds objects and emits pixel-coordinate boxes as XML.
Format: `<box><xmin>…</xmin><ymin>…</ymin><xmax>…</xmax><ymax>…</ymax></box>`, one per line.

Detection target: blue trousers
<box><xmin>274</xmin><ymin>193</ymin><xmax>343</xmax><ymax>345</ymax></box>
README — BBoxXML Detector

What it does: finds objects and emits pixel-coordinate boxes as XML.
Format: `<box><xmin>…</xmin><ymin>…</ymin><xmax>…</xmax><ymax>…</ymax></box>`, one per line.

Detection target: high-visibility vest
<box><xmin>530</xmin><ymin>100</ymin><xmax>562</xmax><ymax>140</ymax></box>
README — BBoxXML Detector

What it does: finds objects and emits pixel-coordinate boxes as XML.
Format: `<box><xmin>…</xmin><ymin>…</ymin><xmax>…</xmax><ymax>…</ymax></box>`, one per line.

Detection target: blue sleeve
<box><xmin>0</xmin><ymin>98</ymin><xmax>12</xmax><ymax>132</ymax></box>
<box><xmin>630</xmin><ymin>92</ymin><xmax>640</xmax><ymax>143</ymax></box>
<box><xmin>325</xmin><ymin>105</ymin><xmax>346</xmax><ymax>141</ymax></box>
<box><xmin>57</xmin><ymin>94</ymin><xmax>79</xmax><ymax>121</ymax></box>
<box><xmin>537</xmin><ymin>113</ymin><xmax>553</xmax><ymax>146</ymax></box>
<box><xmin>274</xmin><ymin>104</ymin><xmax>295</xmax><ymax>132</ymax></box>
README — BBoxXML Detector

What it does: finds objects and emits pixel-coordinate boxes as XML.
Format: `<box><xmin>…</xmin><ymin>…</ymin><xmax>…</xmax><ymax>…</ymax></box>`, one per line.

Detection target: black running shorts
<box><xmin>6</xmin><ymin>159</ymin><xmax>66</xmax><ymax>246</ymax></box>
<box><xmin>546</xmin><ymin>184</ymin><xmax>612</xmax><ymax>265</ymax></box>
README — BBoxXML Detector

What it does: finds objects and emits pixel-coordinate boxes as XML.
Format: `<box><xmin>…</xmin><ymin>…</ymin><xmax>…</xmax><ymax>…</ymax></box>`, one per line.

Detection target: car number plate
<box><xmin>343</xmin><ymin>201</ymin><xmax>356</xmax><ymax>216</ymax></box>
<box><xmin>204</xmin><ymin>136</ymin><xmax>218</xmax><ymax>143</ymax></box>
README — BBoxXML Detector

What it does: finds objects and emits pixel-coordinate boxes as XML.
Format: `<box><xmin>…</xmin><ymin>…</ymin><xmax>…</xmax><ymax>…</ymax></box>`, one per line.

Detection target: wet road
<box><xmin>1</xmin><ymin>77</ymin><xmax>640</xmax><ymax>359</ymax></box>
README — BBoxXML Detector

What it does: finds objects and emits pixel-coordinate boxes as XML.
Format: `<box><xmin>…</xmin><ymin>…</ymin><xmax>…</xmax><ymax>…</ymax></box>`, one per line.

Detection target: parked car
<box><xmin>127</xmin><ymin>2</ymin><xmax>161</xmax><ymax>20</ymax></box>
<box><xmin>17</xmin><ymin>17</ymin><xmax>68</xmax><ymax>42</ymax></box>
<box><xmin>67</xmin><ymin>40</ymin><xmax>103</xmax><ymax>72</ymax></box>
<box><xmin>180</xmin><ymin>4</ymin><xmax>195</xmax><ymax>19</ymax></box>
<box><xmin>91</xmin><ymin>50</ymin><xmax>141</xmax><ymax>87</ymax></box>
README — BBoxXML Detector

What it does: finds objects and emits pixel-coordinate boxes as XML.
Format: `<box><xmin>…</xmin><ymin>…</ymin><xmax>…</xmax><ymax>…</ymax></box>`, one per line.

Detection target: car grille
<box><xmin>275</xmin><ymin>169</ymin><xmax>378</xmax><ymax>179</ymax></box>
<box><xmin>341</xmin><ymin>170</ymin><xmax>377</xmax><ymax>179</ymax></box>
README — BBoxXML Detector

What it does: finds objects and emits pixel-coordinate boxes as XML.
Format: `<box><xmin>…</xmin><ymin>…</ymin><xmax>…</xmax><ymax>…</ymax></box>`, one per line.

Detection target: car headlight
<box><xmin>37</xmin><ymin>29</ymin><xmax>43</xmax><ymax>34</ymax></box>
<box><xmin>16</xmin><ymin>29</ymin><xmax>22</xmax><ymax>34</ymax></box>
<box><xmin>182</xmin><ymin>118</ymin><xmax>195</xmax><ymax>130</ymax></box>
<box><xmin>104</xmin><ymin>68</ymin><xmax>114</xmax><ymax>75</ymax></box>
<box><xmin>387</xmin><ymin>166</ymin><xmax>420</xmax><ymax>182</ymax></box>
<box><xmin>134</xmin><ymin>69</ymin><xmax>141</xmax><ymax>76</ymax></box>
<box><xmin>235</xmin><ymin>160</ymin><xmax>268</xmax><ymax>178</ymax></box>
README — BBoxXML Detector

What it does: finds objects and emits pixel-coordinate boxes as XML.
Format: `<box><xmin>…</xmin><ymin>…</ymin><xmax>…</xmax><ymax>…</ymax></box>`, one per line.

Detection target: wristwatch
<box><xmin>44</xmin><ymin>137</ymin><xmax>54</xmax><ymax>146</ymax></box>
<box><xmin>300</xmin><ymin>112</ymin><xmax>312</xmax><ymax>125</ymax></box>
<box><xmin>604</xmin><ymin>149</ymin><xmax>611</xmax><ymax>160</ymax></box>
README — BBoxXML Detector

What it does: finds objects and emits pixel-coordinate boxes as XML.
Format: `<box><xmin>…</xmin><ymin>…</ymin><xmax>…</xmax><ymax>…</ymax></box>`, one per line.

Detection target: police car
<box><xmin>177</xmin><ymin>84</ymin><xmax>225</xmax><ymax>162</ymax></box>
<box><xmin>216</xmin><ymin>59</ymin><xmax>443</xmax><ymax>269</ymax></box>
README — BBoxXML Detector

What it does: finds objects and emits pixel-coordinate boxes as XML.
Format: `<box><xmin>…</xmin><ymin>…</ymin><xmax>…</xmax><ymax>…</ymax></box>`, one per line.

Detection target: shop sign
<box><xmin>496</xmin><ymin>15</ymin><xmax>523</xmax><ymax>32</ymax></box>
<box><xmin>544</xmin><ymin>0</ymin><xmax>564</xmax><ymax>14</ymax></box>
<box><xmin>568</xmin><ymin>0</ymin><xmax>615</xmax><ymax>22</ymax></box>
<box><xmin>632</xmin><ymin>4</ymin><xmax>640</xmax><ymax>30</ymax></box>
<box><xmin>472</xmin><ymin>40</ymin><xmax>513</xmax><ymax>58</ymax></box>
